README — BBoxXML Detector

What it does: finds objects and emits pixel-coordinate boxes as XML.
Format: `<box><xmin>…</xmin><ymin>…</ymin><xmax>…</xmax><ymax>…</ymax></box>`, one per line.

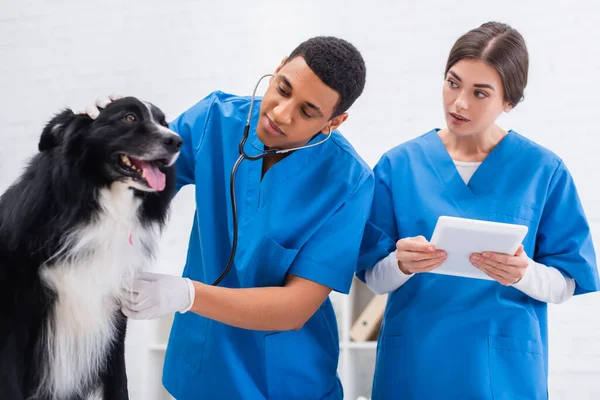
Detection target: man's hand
<box><xmin>77</xmin><ymin>93</ymin><xmax>122</xmax><ymax>119</ymax></box>
<box><xmin>470</xmin><ymin>245</ymin><xmax>529</xmax><ymax>286</ymax></box>
<box><xmin>120</xmin><ymin>272</ymin><xmax>195</xmax><ymax>320</ymax></box>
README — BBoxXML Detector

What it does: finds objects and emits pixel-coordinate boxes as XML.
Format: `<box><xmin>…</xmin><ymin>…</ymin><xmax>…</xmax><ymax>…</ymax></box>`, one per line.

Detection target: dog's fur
<box><xmin>0</xmin><ymin>98</ymin><xmax>181</xmax><ymax>400</ymax></box>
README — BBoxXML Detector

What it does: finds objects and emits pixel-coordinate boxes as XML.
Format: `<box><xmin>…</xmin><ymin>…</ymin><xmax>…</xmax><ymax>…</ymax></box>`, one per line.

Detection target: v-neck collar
<box><xmin>421</xmin><ymin>128</ymin><xmax>522</xmax><ymax>207</ymax></box>
<box><xmin>243</xmin><ymin>119</ymin><xmax>327</xmax><ymax>212</ymax></box>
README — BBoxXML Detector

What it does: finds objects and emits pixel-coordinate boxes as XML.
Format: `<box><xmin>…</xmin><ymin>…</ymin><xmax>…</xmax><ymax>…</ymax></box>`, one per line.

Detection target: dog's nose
<box><xmin>163</xmin><ymin>134</ymin><xmax>183</xmax><ymax>152</ymax></box>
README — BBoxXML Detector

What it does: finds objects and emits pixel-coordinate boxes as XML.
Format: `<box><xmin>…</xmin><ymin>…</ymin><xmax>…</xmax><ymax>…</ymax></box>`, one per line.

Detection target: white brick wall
<box><xmin>1</xmin><ymin>1</ymin><xmax>599</xmax><ymax>398</ymax></box>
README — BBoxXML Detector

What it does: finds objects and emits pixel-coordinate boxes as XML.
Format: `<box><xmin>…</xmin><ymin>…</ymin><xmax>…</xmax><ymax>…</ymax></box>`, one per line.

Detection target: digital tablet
<box><xmin>429</xmin><ymin>216</ymin><xmax>529</xmax><ymax>280</ymax></box>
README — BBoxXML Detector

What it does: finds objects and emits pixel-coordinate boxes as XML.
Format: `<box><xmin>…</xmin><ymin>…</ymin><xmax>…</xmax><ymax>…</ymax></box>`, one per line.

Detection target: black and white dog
<box><xmin>0</xmin><ymin>97</ymin><xmax>181</xmax><ymax>400</ymax></box>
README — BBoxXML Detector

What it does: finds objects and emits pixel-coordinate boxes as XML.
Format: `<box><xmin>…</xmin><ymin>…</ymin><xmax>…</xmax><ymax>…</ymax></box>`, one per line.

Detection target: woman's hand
<box><xmin>470</xmin><ymin>245</ymin><xmax>529</xmax><ymax>286</ymax></box>
<box><xmin>395</xmin><ymin>236</ymin><xmax>447</xmax><ymax>275</ymax></box>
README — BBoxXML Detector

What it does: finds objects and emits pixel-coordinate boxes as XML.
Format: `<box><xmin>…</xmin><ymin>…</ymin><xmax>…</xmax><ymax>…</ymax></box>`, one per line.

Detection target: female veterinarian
<box><xmin>91</xmin><ymin>36</ymin><xmax>373</xmax><ymax>399</ymax></box>
<box><xmin>357</xmin><ymin>22</ymin><xmax>600</xmax><ymax>399</ymax></box>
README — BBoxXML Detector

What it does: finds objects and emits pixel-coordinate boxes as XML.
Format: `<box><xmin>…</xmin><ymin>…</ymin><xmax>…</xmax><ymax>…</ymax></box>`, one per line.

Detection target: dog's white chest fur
<box><xmin>38</xmin><ymin>183</ymin><xmax>160</xmax><ymax>399</ymax></box>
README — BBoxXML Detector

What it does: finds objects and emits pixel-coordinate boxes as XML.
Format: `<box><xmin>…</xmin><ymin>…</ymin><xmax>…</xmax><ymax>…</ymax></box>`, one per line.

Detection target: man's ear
<box><xmin>274</xmin><ymin>57</ymin><xmax>288</xmax><ymax>74</ymax></box>
<box><xmin>321</xmin><ymin>112</ymin><xmax>348</xmax><ymax>134</ymax></box>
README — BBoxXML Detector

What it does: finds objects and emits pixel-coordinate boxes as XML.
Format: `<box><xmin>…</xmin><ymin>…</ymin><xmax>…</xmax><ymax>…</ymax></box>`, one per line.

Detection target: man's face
<box><xmin>257</xmin><ymin>56</ymin><xmax>346</xmax><ymax>149</ymax></box>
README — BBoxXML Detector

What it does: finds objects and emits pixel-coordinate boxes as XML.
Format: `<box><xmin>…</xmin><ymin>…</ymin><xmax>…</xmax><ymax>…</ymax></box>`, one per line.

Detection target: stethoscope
<box><xmin>211</xmin><ymin>74</ymin><xmax>333</xmax><ymax>286</ymax></box>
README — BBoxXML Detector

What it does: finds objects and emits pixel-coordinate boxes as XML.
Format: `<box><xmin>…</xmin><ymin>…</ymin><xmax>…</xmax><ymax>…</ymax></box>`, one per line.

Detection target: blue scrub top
<box><xmin>357</xmin><ymin>129</ymin><xmax>599</xmax><ymax>400</ymax></box>
<box><xmin>162</xmin><ymin>91</ymin><xmax>374</xmax><ymax>400</ymax></box>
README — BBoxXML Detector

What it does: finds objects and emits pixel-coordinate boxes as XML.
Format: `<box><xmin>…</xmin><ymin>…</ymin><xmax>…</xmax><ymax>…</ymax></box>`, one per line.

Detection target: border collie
<box><xmin>0</xmin><ymin>97</ymin><xmax>181</xmax><ymax>400</ymax></box>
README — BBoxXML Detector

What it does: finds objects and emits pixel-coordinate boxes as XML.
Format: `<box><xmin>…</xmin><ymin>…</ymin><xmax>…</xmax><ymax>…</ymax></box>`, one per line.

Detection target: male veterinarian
<box><xmin>90</xmin><ymin>36</ymin><xmax>373</xmax><ymax>399</ymax></box>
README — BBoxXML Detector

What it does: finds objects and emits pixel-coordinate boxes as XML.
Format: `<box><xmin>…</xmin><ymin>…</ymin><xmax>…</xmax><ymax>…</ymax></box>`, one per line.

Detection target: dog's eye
<box><xmin>124</xmin><ymin>113</ymin><xmax>137</xmax><ymax>123</ymax></box>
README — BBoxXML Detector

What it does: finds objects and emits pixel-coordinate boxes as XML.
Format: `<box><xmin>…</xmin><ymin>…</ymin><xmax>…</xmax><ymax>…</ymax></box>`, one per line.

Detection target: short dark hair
<box><xmin>286</xmin><ymin>36</ymin><xmax>366</xmax><ymax>118</ymax></box>
<box><xmin>445</xmin><ymin>22</ymin><xmax>529</xmax><ymax>107</ymax></box>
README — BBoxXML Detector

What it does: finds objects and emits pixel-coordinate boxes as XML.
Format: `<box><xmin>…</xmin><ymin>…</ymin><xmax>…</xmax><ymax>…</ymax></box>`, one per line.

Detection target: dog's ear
<box><xmin>38</xmin><ymin>109</ymin><xmax>85</xmax><ymax>152</ymax></box>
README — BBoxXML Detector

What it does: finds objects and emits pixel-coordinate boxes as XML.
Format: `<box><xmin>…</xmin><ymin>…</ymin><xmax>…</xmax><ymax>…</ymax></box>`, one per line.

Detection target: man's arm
<box><xmin>190</xmin><ymin>275</ymin><xmax>331</xmax><ymax>331</ymax></box>
<box><xmin>122</xmin><ymin>170</ymin><xmax>375</xmax><ymax>329</ymax></box>
<box><xmin>187</xmin><ymin>171</ymin><xmax>375</xmax><ymax>330</ymax></box>
<box><xmin>121</xmin><ymin>268</ymin><xmax>332</xmax><ymax>331</ymax></box>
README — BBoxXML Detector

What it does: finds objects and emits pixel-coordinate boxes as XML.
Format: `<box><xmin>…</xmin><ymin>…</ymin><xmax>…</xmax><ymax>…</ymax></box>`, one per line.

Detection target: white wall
<box><xmin>1</xmin><ymin>0</ymin><xmax>599</xmax><ymax>398</ymax></box>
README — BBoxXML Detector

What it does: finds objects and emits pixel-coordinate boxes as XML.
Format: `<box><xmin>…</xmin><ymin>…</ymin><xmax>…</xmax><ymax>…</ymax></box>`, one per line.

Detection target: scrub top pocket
<box><xmin>371</xmin><ymin>334</ymin><xmax>410</xmax><ymax>400</ymax></box>
<box><xmin>169</xmin><ymin>311</ymin><xmax>210</xmax><ymax>373</ymax></box>
<box><xmin>489</xmin><ymin>200</ymin><xmax>539</xmax><ymax>223</ymax></box>
<box><xmin>243</xmin><ymin>235</ymin><xmax>299</xmax><ymax>288</ymax></box>
<box><xmin>488</xmin><ymin>335</ymin><xmax>547</xmax><ymax>400</ymax></box>
<box><xmin>264</xmin><ymin>329</ymin><xmax>339</xmax><ymax>399</ymax></box>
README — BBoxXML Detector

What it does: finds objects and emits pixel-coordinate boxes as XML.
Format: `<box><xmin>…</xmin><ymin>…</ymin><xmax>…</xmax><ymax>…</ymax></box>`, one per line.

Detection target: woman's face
<box><xmin>442</xmin><ymin>58</ymin><xmax>512</xmax><ymax>137</ymax></box>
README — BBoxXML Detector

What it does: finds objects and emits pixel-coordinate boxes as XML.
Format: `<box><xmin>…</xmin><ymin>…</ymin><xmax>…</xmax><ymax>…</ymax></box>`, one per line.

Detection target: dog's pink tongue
<box><xmin>140</xmin><ymin>161</ymin><xmax>166</xmax><ymax>191</ymax></box>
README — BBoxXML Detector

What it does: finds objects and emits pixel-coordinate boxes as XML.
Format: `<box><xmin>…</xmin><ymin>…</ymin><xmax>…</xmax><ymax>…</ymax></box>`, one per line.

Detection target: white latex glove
<box><xmin>120</xmin><ymin>272</ymin><xmax>196</xmax><ymax>320</ymax></box>
<box><xmin>77</xmin><ymin>93</ymin><xmax>122</xmax><ymax>119</ymax></box>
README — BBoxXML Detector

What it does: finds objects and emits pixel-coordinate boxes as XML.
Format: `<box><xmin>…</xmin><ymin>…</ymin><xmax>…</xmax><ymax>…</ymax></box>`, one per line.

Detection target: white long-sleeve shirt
<box><xmin>365</xmin><ymin>160</ymin><xmax>576</xmax><ymax>304</ymax></box>
<box><xmin>365</xmin><ymin>250</ymin><xmax>576</xmax><ymax>303</ymax></box>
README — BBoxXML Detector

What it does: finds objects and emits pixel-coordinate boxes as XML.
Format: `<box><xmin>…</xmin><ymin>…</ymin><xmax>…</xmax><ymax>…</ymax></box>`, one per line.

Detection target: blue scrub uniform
<box><xmin>357</xmin><ymin>129</ymin><xmax>599</xmax><ymax>400</ymax></box>
<box><xmin>162</xmin><ymin>91</ymin><xmax>374</xmax><ymax>399</ymax></box>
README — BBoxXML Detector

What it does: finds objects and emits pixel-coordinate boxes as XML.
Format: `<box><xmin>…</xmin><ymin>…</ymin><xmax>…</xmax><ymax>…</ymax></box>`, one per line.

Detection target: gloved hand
<box><xmin>77</xmin><ymin>93</ymin><xmax>122</xmax><ymax>119</ymax></box>
<box><xmin>120</xmin><ymin>272</ymin><xmax>196</xmax><ymax>320</ymax></box>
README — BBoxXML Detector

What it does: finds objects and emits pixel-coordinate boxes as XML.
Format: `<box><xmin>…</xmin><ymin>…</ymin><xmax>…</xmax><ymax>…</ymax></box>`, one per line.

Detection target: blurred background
<box><xmin>1</xmin><ymin>0</ymin><xmax>599</xmax><ymax>399</ymax></box>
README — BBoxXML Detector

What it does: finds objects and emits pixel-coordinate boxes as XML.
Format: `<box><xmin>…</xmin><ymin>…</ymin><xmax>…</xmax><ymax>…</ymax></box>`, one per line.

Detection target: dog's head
<box><xmin>39</xmin><ymin>97</ymin><xmax>181</xmax><ymax>192</ymax></box>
